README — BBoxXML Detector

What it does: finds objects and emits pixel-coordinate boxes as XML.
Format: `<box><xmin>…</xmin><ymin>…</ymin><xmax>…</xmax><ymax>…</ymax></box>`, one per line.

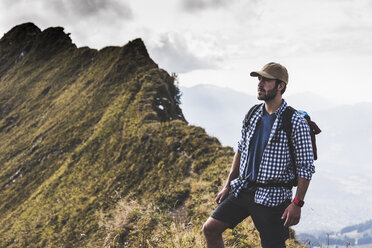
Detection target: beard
<box><xmin>257</xmin><ymin>84</ymin><xmax>279</xmax><ymax>101</ymax></box>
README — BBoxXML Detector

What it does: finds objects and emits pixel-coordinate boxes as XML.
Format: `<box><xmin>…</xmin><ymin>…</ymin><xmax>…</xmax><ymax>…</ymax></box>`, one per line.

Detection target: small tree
<box><xmin>171</xmin><ymin>72</ymin><xmax>182</xmax><ymax>105</ymax></box>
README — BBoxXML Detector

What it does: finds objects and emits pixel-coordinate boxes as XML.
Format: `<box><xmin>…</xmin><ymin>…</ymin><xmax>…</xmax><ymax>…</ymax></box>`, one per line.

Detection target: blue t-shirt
<box><xmin>243</xmin><ymin>107</ymin><xmax>276</xmax><ymax>183</ymax></box>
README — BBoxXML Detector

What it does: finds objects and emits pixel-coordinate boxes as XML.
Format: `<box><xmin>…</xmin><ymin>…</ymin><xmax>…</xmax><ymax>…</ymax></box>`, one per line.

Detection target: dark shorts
<box><xmin>211</xmin><ymin>189</ymin><xmax>291</xmax><ymax>248</ymax></box>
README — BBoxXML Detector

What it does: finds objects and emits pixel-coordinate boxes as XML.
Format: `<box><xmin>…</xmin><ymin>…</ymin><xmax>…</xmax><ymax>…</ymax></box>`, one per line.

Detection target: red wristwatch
<box><xmin>292</xmin><ymin>198</ymin><xmax>304</xmax><ymax>207</ymax></box>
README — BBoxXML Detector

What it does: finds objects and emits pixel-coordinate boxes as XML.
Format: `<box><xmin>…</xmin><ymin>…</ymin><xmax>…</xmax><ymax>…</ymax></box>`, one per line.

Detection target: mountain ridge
<box><xmin>0</xmin><ymin>22</ymin><xmax>191</xmax><ymax>247</ymax></box>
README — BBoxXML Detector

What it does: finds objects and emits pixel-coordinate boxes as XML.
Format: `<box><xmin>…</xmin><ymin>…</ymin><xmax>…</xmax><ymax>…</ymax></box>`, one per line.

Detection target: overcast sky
<box><xmin>1</xmin><ymin>0</ymin><xmax>372</xmax><ymax>104</ymax></box>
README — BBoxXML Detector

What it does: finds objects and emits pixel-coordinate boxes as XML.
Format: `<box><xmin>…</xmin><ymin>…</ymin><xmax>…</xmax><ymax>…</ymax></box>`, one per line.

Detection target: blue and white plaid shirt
<box><xmin>230</xmin><ymin>100</ymin><xmax>315</xmax><ymax>207</ymax></box>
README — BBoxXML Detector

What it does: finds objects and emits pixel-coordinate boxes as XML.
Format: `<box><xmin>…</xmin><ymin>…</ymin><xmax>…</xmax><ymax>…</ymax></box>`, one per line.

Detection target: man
<box><xmin>202</xmin><ymin>62</ymin><xmax>315</xmax><ymax>248</ymax></box>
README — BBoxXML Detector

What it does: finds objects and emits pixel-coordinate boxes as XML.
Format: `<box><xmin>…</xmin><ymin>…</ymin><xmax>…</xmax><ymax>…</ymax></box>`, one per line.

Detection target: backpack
<box><xmin>244</xmin><ymin>104</ymin><xmax>321</xmax><ymax>187</ymax></box>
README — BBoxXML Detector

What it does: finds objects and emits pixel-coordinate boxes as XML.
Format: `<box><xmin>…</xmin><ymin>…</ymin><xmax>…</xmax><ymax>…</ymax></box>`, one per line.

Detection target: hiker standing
<box><xmin>202</xmin><ymin>62</ymin><xmax>316</xmax><ymax>248</ymax></box>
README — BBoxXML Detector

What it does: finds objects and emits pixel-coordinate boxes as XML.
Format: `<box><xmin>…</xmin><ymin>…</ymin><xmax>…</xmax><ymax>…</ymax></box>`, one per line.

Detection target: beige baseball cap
<box><xmin>250</xmin><ymin>62</ymin><xmax>289</xmax><ymax>84</ymax></box>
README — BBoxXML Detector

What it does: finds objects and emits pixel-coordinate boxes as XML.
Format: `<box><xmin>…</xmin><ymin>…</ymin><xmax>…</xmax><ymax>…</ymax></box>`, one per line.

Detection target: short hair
<box><xmin>276</xmin><ymin>79</ymin><xmax>286</xmax><ymax>94</ymax></box>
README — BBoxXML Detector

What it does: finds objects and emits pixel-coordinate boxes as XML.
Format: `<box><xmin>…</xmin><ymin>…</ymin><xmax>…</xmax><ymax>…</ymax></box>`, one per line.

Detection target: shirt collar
<box><xmin>257</xmin><ymin>99</ymin><xmax>287</xmax><ymax>117</ymax></box>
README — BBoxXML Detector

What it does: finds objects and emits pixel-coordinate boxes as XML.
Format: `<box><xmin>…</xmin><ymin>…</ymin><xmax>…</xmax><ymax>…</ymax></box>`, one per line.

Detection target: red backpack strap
<box><xmin>307</xmin><ymin>119</ymin><xmax>321</xmax><ymax>160</ymax></box>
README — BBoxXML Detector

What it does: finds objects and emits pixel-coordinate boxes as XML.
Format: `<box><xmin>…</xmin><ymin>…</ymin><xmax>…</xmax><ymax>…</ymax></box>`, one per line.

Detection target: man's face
<box><xmin>257</xmin><ymin>76</ymin><xmax>278</xmax><ymax>101</ymax></box>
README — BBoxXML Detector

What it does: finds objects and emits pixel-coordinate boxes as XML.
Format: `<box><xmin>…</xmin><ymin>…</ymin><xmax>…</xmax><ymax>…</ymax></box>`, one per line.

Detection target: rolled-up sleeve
<box><xmin>292</xmin><ymin>115</ymin><xmax>315</xmax><ymax>180</ymax></box>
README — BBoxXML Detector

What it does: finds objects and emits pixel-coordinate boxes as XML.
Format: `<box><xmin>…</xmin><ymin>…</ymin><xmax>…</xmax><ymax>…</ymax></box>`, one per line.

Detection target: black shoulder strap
<box><xmin>282</xmin><ymin>106</ymin><xmax>298</xmax><ymax>186</ymax></box>
<box><xmin>244</xmin><ymin>104</ymin><xmax>261</xmax><ymax>128</ymax></box>
<box><xmin>282</xmin><ymin>106</ymin><xmax>295</xmax><ymax>136</ymax></box>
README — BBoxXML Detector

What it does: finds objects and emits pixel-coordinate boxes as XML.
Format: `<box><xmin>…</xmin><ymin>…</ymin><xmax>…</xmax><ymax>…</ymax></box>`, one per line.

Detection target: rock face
<box><xmin>0</xmin><ymin>23</ymin><xmax>303</xmax><ymax>247</ymax></box>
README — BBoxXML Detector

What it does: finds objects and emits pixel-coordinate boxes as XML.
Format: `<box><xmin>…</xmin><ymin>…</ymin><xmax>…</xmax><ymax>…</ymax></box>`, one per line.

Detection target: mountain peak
<box><xmin>0</xmin><ymin>22</ymin><xmax>41</xmax><ymax>45</ymax></box>
<box><xmin>26</xmin><ymin>26</ymin><xmax>76</xmax><ymax>56</ymax></box>
<box><xmin>0</xmin><ymin>23</ymin><xmax>76</xmax><ymax>75</ymax></box>
<box><xmin>35</xmin><ymin>26</ymin><xmax>74</xmax><ymax>49</ymax></box>
<box><xmin>123</xmin><ymin>38</ymin><xmax>149</xmax><ymax>58</ymax></box>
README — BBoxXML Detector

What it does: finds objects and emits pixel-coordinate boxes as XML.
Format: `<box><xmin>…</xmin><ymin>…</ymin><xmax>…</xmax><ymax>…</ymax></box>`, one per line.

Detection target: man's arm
<box><xmin>215</xmin><ymin>152</ymin><xmax>241</xmax><ymax>204</ymax></box>
<box><xmin>281</xmin><ymin>112</ymin><xmax>315</xmax><ymax>227</ymax></box>
<box><xmin>282</xmin><ymin>177</ymin><xmax>310</xmax><ymax>227</ymax></box>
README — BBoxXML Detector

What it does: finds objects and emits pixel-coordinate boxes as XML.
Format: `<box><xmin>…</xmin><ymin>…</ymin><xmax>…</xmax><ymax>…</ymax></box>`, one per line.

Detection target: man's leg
<box><xmin>202</xmin><ymin>217</ymin><xmax>230</xmax><ymax>248</ymax></box>
<box><xmin>249</xmin><ymin>199</ymin><xmax>291</xmax><ymax>248</ymax></box>
<box><xmin>203</xmin><ymin>191</ymin><xmax>254</xmax><ymax>247</ymax></box>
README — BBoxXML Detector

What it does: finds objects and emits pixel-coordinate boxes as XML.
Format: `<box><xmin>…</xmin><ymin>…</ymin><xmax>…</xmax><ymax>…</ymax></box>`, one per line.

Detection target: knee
<box><xmin>202</xmin><ymin>219</ymin><xmax>222</xmax><ymax>237</ymax></box>
<box><xmin>202</xmin><ymin>221</ymin><xmax>210</xmax><ymax>236</ymax></box>
<box><xmin>202</xmin><ymin>221</ymin><xmax>214</xmax><ymax>237</ymax></box>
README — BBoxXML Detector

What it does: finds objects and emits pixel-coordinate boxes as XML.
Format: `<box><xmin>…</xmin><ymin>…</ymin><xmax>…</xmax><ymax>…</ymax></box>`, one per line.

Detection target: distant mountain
<box><xmin>0</xmin><ymin>23</ymin><xmax>304</xmax><ymax>247</ymax></box>
<box><xmin>297</xmin><ymin>219</ymin><xmax>372</xmax><ymax>247</ymax></box>
<box><xmin>180</xmin><ymin>85</ymin><xmax>257</xmax><ymax>148</ymax></box>
<box><xmin>286</xmin><ymin>91</ymin><xmax>337</xmax><ymax>112</ymax></box>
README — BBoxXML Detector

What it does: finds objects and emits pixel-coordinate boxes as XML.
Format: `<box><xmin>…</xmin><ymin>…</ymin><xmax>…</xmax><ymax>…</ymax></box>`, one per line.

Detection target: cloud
<box><xmin>148</xmin><ymin>32</ymin><xmax>221</xmax><ymax>73</ymax></box>
<box><xmin>225</xmin><ymin>0</ymin><xmax>372</xmax><ymax>59</ymax></box>
<box><xmin>48</xmin><ymin>0</ymin><xmax>132</xmax><ymax>19</ymax></box>
<box><xmin>181</xmin><ymin>0</ymin><xmax>228</xmax><ymax>11</ymax></box>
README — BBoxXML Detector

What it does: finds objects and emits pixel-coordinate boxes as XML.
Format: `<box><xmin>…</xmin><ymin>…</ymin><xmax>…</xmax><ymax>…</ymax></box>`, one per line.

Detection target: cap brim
<box><xmin>250</xmin><ymin>71</ymin><xmax>276</xmax><ymax>79</ymax></box>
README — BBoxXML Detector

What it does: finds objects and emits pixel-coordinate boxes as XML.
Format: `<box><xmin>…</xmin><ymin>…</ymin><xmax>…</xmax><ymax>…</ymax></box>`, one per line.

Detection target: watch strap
<box><xmin>292</xmin><ymin>198</ymin><xmax>304</xmax><ymax>207</ymax></box>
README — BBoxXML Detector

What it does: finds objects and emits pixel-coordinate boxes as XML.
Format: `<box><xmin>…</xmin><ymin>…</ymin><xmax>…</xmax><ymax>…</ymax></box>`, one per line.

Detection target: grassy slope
<box><xmin>0</xmin><ymin>23</ymin><xmax>304</xmax><ymax>248</ymax></box>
